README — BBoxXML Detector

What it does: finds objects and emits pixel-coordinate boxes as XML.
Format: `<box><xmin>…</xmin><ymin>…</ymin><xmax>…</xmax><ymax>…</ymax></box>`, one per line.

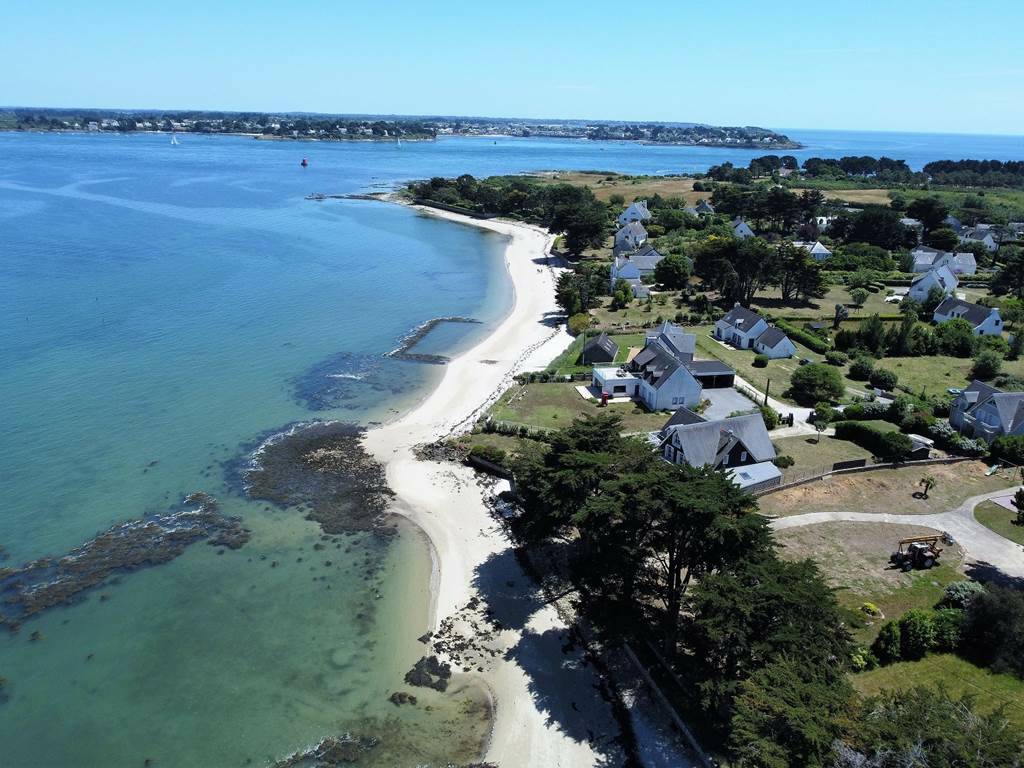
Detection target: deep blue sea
<box><xmin>0</xmin><ymin>127</ymin><xmax>1022</xmax><ymax>767</ymax></box>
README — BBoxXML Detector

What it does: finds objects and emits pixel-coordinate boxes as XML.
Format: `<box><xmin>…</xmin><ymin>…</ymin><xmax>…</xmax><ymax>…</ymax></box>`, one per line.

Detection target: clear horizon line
<box><xmin>4</xmin><ymin>103</ymin><xmax>1024</xmax><ymax>140</ymax></box>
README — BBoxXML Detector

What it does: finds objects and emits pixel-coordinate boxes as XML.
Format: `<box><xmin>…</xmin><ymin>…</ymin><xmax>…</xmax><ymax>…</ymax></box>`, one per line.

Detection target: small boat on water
<box><xmin>300</xmin><ymin>158</ymin><xmax>308</xmax><ymax>167</ymax></box>
<box><xmin>305</xmin><ymin>193</ymin><xmax>326</xmax><ymax>201</ymax></box>
<box><xmin>170</xmin><ymin>133</ymin><xmax>180</xmax><ymax>145</ymax></box>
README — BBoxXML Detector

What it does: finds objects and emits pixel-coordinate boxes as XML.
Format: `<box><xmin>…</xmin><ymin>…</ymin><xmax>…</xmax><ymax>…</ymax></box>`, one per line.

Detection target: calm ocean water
<box><xmin>1</xmin><ymin>127</ymin><xmax>1022</xmax><ymax>766</ymax></box>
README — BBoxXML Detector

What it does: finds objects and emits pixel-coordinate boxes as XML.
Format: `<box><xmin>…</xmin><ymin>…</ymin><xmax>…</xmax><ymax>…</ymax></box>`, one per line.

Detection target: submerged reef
<box><xmin>243</xmin><ymin>422</ymin><xmax>394</xmax><ymax>534</ymax></box>
<box><xmin>292</xmin><ymin>352</ymin><xmax>420</xmax><ymax>411</ymax></box>
<box><xmin>386</xmin><ymin>316</ymin><xmax>481</xmax><ymax>365</ymax></box>
<box><xmin>0</xmin><ymin>493</ymin><xmax>249</xmax><ymax>629</ymax></box>
<box><xmin>272</xmin><ymin>733</ymin><xmax>379</xmax><ymax>767</ymax></box>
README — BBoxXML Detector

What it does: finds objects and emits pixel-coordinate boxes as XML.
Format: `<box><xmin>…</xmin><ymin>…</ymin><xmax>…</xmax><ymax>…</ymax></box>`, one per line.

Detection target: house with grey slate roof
<box><xmin>609</xmin><ymin>245</ymin><xmax>667</xmax><ymax>298</ymax></box>
<box><xmin>617</xmin><ymin>200</ymin><xmax>651</xmax><ymax>227</ymax></box>
<box><xmin>580</xmin><ymin>332</ymin><xmax>618</xmax><ymax>364</ymax></box>
<box><xmin>714</xmin><ymin>304</ymin><xmax>796</xmax><ymax>359</ymax></box>
<box><xmin>657</xmin><ymin>409</ymin><xmax>781</xmax><ymax>491</ymax></box>
<box><xmin>932</xmin><ymin>297</ymin><xmax>1002</xmax><ymax>336</ymax></box>
<box><xmin>591</xmin><ymin>322</ymin><xmax>735</xmax><ymax>411</ymax></box>
<box><xmin>950</xmin><ymin>380</ymin><xmax>1024</xmax><ymax>443</ymax></box>
<box><xmin>614</xmin><ymin>221</ymin><xmax>648</xmax><ymax>253</ymax></box>
<box><xmin>909</xmin><ymin>265</ymin><xmax>958</xmax><ymax>302</ymax></box>
<box><xmin>960</xmin><ymin>227</ymin><xmax>999</xmax><ymax>253</ymax></box>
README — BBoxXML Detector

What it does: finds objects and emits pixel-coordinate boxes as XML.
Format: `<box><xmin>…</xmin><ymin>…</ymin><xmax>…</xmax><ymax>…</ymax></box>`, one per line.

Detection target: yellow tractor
<box><xmin>890</xmin><ymin>535</ymin><xmax>944</xmax><ymax>571</ymax></box>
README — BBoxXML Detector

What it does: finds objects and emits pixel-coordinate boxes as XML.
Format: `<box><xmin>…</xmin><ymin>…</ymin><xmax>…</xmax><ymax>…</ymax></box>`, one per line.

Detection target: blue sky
<box><xmin>3</xmin><ymin>0</ymin><xmax>1023</xmax><ymax>135</ymax></box>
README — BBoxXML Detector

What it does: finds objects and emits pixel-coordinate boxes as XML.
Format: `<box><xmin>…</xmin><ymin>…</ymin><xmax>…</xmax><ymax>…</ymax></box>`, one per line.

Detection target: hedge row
<box><xmin>834</xmin><ymin>420</ymin><xmax>913</xmax><ymax>461</ymax></box>
<box><xmin>773</xmin><ymin>318</ymin><xmax>831</xmax><ymax>353</ymax></box>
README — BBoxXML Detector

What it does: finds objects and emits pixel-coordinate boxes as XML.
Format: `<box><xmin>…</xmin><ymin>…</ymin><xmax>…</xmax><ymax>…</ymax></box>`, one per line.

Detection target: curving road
<box><xmin>771</xmin><ymin>488</ymin><xmax>1024</xmax><ymax>579</ymax></box>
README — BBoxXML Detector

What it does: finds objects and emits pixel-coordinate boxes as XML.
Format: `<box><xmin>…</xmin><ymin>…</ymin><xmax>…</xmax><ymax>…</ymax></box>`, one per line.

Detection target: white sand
<box><xmin>362</xmin><ymin>206</ymin><xmax>623</xmax><ymax>766</ymax></box>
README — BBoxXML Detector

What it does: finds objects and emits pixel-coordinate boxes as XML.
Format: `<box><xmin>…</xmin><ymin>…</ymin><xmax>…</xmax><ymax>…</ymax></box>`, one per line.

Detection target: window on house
<box><xmin>741</xmin><ymin>451</ymin><xmax>747</xmax><ymax>462</ymax></box>
<box><xmin>721</xmin><ymin>454</ymin><xmax>729</xmax><ymax>466</ymax></box>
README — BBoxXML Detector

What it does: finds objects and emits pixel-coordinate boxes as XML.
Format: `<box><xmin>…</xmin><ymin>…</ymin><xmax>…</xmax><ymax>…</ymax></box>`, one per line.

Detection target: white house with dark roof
<box><xmin>715</xmin><ymin>304</ymin><xmax>797</xmax><ymax>359</ymax></box>
<box><xmin>911</xmin><ymin>246</ymin><xmax>943</xmax><ymax>273</ymax></box>
<box><xmin>591</xmin><ymin>322</ymin><xmax>735</xmax><ymax>411</ymax></box>
<box><xmin>908</xmin><ymin>265</ymin><xmax>958</xmax><ymax>302</ymax></box>
<box><xmin>610</xmin><ymin>245</ymin><xmax>665</xmax><ymax>298</ymax></box>
<box><xmin>714</xmin><ymin>305</ymin><xmax>769</xmax><ymax>349</ymax></box>
<box><xmin>731</xmin><ymin>217</ymin><xmax>755</xmax><ymax>239</ymax></box>
<box><xmin>932</xmin><ymin>297</ymin><xmax>1002</xmax><ymax>336</ymax></box>
<box><xmin>960</xmin><ymin>227</ymin><xmax>998</xmax><ymax>253</ymax></box>
<box><xmin>617</xmin><ymin>200</ymin><xmax>651</xmax><ymax>227</ymax></box>
<box><xmin>614</xmin><ymin>221</ymin><xmax>648</xmax><ymax>252</ymax></box>
<box><xmin>950</xmin><ymin>380</ymin><xmax>1024</xmax><ymax>443</ymax></box>
<box><xmin>657</xmin><ymin>409</ymin><xmax>781</xmax><ymax>491</ymax></box>
<box><xmin>753</xmin><ymin>327</ymin><xmax>798</xmax><ymax>359</ymax></box>
<box><xmin>792</xmin><ymin>240</ymin><xmax>833</xmax><ymax>261</ymax></box>
<box><xmin>933</xmin><ymin>251</ymin><xmax>977</xmax><ymax>276</ymax></box>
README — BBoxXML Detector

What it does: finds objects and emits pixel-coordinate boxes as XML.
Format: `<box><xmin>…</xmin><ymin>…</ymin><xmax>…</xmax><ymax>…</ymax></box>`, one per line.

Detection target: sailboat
<box><xmin>170</xmin><ymin>131</ymin><xmax>180</xmax><ymax>145</ymax></box>
<box><xmin>396</xmin><ymin>134</ymin><xmax>402</xmax><ymax>149</ymax></box>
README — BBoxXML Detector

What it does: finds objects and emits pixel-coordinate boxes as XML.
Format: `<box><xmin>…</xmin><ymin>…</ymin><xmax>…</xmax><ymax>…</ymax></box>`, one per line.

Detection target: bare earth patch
<box><xmin>759</xmin><ymin>462</ymin><xmax>1007</xmax><ymax>518</ymax></box>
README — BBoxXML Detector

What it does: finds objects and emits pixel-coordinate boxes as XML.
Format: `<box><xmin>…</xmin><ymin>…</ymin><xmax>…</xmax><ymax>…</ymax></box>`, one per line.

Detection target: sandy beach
<box><xmin>362</xmin><ymin>205</ymin><xmax>628</xmax><ymax>766</ymax></box>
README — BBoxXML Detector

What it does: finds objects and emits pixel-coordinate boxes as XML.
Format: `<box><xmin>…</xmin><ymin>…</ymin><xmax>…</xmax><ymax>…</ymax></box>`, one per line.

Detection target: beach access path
<box><xmin>363</xmin><ymin>206</ymin><xmax>696</xmax><ymax>767</ymax></box>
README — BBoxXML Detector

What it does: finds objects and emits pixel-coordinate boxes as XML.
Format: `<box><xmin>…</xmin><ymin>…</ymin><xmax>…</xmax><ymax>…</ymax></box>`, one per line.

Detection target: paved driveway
<box><xmin>703</xmin><ymin>387</ymin><xmax>755</xmax><ymax>420</ymax></box>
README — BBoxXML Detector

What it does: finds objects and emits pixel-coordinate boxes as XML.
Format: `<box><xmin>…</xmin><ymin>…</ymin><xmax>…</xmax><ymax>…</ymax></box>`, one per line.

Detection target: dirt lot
<box><xmin>759</xmin><ymin>462</ymin><xmax>1008</xmax><ymax>518</ymax></box>
<box><xmin>791</xmin><ymin>187</ymin><xmax>892</xmax><ymax>205</ymax></box>
<box><xmin>776</xmin><ymin>520</ymin><xmax>966</xmax><ymax>641</ymax></box>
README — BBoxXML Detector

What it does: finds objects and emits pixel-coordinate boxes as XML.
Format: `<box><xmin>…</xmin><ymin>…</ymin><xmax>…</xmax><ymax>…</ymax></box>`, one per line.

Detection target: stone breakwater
<box><xmin>0</xmin><ymin>492</ymin><xmax>249</xmax><ymax>632</ymax></box>
<box><xmin>387</xmin><ymin>316</ymin><xmax>482</xmax><ymax>365</ymax></box>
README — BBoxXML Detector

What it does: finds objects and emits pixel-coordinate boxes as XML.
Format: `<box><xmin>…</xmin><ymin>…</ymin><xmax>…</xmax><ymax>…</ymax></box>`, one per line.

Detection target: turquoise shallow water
<box><xmin>1</xmin><ymin>128</ymin><xmax>1023</xmax><ymax>766</ymax></box>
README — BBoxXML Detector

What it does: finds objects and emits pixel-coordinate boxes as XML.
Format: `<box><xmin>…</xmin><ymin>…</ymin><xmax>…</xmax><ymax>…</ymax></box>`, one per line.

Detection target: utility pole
<box><xmin>764</xmin><ymin>378</ymin><xmax>770</xmax><ymax>407</ymax></box>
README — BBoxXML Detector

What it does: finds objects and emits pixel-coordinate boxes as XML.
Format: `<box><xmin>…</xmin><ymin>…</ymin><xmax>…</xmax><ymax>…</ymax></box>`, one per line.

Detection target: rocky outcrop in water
<box><xmin>272</xmin><ymin>733</ymin><xmax>378</xmax><ymax>767</ymax></box>
<box><xmin>244</xmin><ymin>422</ymin><xmax>394</xmax><ymax>534</ymax></box>
<box><xmin>0</xmin><ymin>493</ymin><xmax>248</xmax><ymax>631</ymax></box>
<box><xmin>403</xmin><ymin>655</ymin><xmax>452</xmax><ymax>692</ymax></box>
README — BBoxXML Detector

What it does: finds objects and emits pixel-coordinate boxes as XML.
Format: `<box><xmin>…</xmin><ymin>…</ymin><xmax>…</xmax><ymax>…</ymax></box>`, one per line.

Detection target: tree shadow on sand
<box><xmin>471</xmin><ymin>548</ymin><xmax>626</xmax><ymax>767</ymax></box>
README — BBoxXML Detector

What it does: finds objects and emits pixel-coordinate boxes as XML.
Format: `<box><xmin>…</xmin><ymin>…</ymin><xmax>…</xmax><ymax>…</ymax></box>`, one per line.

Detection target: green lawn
<box><xmin>693</xmin><ymin>325</ymin><xmax>823</xmax><ymax>404</ymax></box>
<box><xmin>450</xmin><ymin>431</ymin><xmax>543</xmax><ymax>461</ymax></box>
<box><xmin>974</xmin><ymin>500</ymin><xmax>1024</xmax><ymax>545</ymax></box>
<box><xmin>872</xmin><ymin>355</ymin><xmax>1024</xmax><ymax>399</ymax></box>
<box><xmin>853</xmin><ymin>654</ymin><xmax>1024</xmax><ymax>728</ymax></box>
<box><xmin>589</xmin><ymin>292</ymin><xmax>686</xmax><ymax>331</ymax></box>
<box><xmin>750</xmin><ymin>285</ymin><xmax>899</xmax><ymax>322</ymax></box>
<box><xmin>772</xmin><ymin>434</ymin><xmax>873</xmax><ymax>479</ymax></box>
<box><xmin>488</xmin><ymin>381</ymin><xmax>668</xmax><ymax>434</ymax></box>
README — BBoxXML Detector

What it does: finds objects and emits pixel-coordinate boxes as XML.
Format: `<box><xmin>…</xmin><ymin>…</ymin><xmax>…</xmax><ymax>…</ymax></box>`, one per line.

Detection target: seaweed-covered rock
<box><xmin>0</xmin><ymin>493</ymin><xmax>248</xmax><ymax>623</ymax></box>
<box><xmin>404</xmin><ymin>655</ymin><xmax>452</xmax><ymax>692</ymax></box>
<box><xmin>388</xmin><ymin>691</ymin><xmax>417</xmax><ymax>706</ymax></box>
<box><xmin>272</xmin><ymin>734</ymin><xmax>378</xmax><ymax>767</ymax></box>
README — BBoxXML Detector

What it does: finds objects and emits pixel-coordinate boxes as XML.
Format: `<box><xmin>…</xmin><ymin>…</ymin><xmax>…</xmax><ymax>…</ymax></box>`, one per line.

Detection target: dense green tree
<box><xmin>994</xmin><ymin>245</ymin><xmax>1024</xmax><ymax>299</ymax></box>
<box><xmin>789</xmin><ymin>364</ymin><xmax>844</xmax><ymax>405</ymax></box>
<box><xmin>653</xmin><ymin>253</ymin><xmax>692</xmax><ymax>289</ymax></box>
<box><xmin>963</xmin><ymin>586</ymin><xmax>1024</xmax><ymax>678</ymax></box>
<box><xmin>972</xmin><ymin>349</ymin><xmax>1004</xmax><ymax>380</ymax></box>
<box><xmin>686</xmin><ymin>557</ymin><xmax>853</xmax><ymax>717</ymax></box>
<box><xmin>834</xmin><ymin>207</ymin><xmax>918</xmax><ymax>250</ymax></box>
<box><xmin>925</xmin><ymin>226</ymin><xmax>960</xmax><ymax>251</ymax></box>
<box><xmin>730</xmin><ymin>658</ymin><xmax>853</xmax><ymax>768</ymax></box>
<box><xmin>776</xmin><ymin>242</ymin><xmax>828</xmax><ymax>303</ymax></box>
<box><xmin>839</xmin><ymin>686</ymin><xmax>1024</xmax><ymax>767</ymax></box>
<box><xmin>934</xmin><ymin>317</ymin><xmax>978</xmax><ymax>357</ymax></box>
<box><xmin>905</xmin><ymin>195</ymin><xmax>949</xmax><ymax>232</ymax></box>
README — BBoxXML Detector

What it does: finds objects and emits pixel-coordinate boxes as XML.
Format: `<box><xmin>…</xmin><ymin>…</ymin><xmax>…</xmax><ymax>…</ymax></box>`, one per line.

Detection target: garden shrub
<box><xmin>759</xmin><ymin>405</ymin><xmax>780</xmax><ymax>430</ymax></box>
<box><xmin>898</xmin><ymin>609</ymin><xmax>936</xmax><ymax>661</ymax></box>
<box><xmin>824</xmin><ymin>350</ymin><xmax>848</xmax><ymax>366</ymax></box>
<box><xmin>990</xmin><ymin>434</ymin><xmax>1024</xmax><ymax>466</ymax></box>
<box><xmin>848</xmin><ymin>356</ymin><xmax>875</xmax><ymax>380</ymax></box>
<box><xmin>932</xmin><ymin>608</ymin><xmax>965</xmax><ymax>653</ymax></box>
<box><xmin>869</xmin><ymin>368</ymin><xmax>899</xmax><ymax>390</ymax></box>
<box><xmin>567</xmin><ymin>313</ymin><xmax>592</xmax><ymax>336</ymax></box>
<box><xmin>773</xmin><ymin>455</ymin><xmax>794</xmax><ymax>468</ymax></box>
<box><xmin>468</xmin><ymin>444</ymin><xmax>507</xmax><ymax>465</ymax></box>
<box><xmin>834</xmin><ymin>421</ymin><xmax>913</xmax><ymax>461</ymax></box>
<box><xmin>789</xmin><ymin>363</ymin><xmax>844</xmax><ymax>406</ymax></box>
<box><xmin>872</xmin><ymin>620</ymin><xmax>902</xmax><ymax>663</ymax></box>
<box><xmin>775</xmin><ymin>318</ymin><xmax>831</xmax><ymax>353</ymax></box>
<box><xmin>752</xmin><ymin>354</ymin><xmax>769</xmax><ymax>368</ymax></box>
<box><xmin>941</xmin><ymin>580</ymin><xmax>987</xmax><ymax>610</ymax></box>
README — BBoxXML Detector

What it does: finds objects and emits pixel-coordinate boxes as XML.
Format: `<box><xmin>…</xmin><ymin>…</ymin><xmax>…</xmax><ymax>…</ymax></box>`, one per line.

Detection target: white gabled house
<box><xmin>792</xmin><ymin>240</ymin><xmax>833</xmax><ymax>261</ymax></box>
<box><xmin>614</xmin><ymin>221</ymin><xmax>648</xmax><ymax>252</ymax></box>
<box><xmin>714</xmin><ymin>304</ymin><xmax>769</xmax><ymax>349</ymax></box>
<box><xmin>731</xmin><ymin>217</ymin><xmax>755</xmax><ymax>239</ymax></box>
<box><xmin>610</xmin><ymin>245</ymin><xmax>665</xmax><ymax>298</ymax></box>
<box><xmin>592</xmin><ymin>322</ymin><xmax>735</xmax><ymax>411</ymax></box>
<box><xmin>908</xmin><ymin>265</ymin><xmax>958</xmax><ymax>302</ymax></box>
<box><xmin>950</xmin><ymin>380</ymin><xmax>1024</xmax><ymax>443</ymax></box>
<box><xmin>932</xmin><ymin>297</ymin><xmax>1002</xmax><ymax>336</ymax></box>
<box><xmin>959</xmin><ymin>227</ymin><xmax>998</xmax><ymax>253</ymax></box>
<box><xmin>753</xmin><ymin>327</ymin><xmax>798</xmax><ymax>359</ymax></box>
<box><xmin>911</xmin><ymin>246</ymin><xmax>943</xmax><ymax>273</ymax></box>
<box><xmin>933</xmin><ymin>251</ymin><xmax>978</xmax><ymax>276</ymax></box>
<box><xmin>714</xmin><ymin>304</ymin><xmax>797</xmax><ymax>359</ymax></box>
<box><xmin>616</xmin><ymin>200</ymin><xmax>651</xmax><ymax>227</ymax></box>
